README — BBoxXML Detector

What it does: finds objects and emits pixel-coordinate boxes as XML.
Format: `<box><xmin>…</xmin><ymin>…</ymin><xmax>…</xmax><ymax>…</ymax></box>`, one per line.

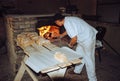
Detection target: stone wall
<box><xmin>5</xmin><ymin>15</ymin><xmax>38</xmax><ymax>73</ymax></box>
<box><xmin>4</xmin><ymin>14</ymin><xmax>69</xmax><ymax>73</ymax></box>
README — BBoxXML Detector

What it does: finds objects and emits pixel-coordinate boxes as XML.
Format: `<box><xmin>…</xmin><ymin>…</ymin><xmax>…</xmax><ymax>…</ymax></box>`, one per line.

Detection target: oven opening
<box><xmin>37</xmin><ymin>25</ymin><xmax>60</xmax><ymax>40</ymax></box>
<box><xmin>36</xmin><ymin>16</ymin><xmax>66</xmax><ymax>40</ymax></box>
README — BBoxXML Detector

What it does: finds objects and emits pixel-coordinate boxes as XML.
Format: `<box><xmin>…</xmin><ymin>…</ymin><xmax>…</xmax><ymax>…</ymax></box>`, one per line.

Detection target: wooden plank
<box><xmin>41</xmin><ymin>65</ymin><xmax>60</xmax><ymax>73</ymax></box>
<box><xmin>47</xmin><ymin>68</ymin><xmax>67</xmax><ymax>81</ymax></box>
<box><xmin>14</xmin><ymin>62</ymin><xmax>26</xmax><ymax>81</ymax></box>
<box><xmin>25</xmin><ymin>64</ymin><xmax>38</xmax><ymax>81</ymax></box>
<box><xmin>14</xmin><ymin>56</ymin><xmax>28</xmax><ymax>81</ymax></box>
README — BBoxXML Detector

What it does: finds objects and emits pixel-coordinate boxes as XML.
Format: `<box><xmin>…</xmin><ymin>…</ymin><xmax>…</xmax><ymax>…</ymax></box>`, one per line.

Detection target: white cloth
<box><xmin>64</xmin><ymin>17</ymin><xmax>98</xmax><ymax>42</ymax></box>
<box><xmin>64</xmin><ymin>16</ymin><xmax>97</xmax><ymax>81</ymax></box>
<box><xmin>75</xmin><ymin>39</ymin><xmax>97</xmax><ymax>81</ymax></box>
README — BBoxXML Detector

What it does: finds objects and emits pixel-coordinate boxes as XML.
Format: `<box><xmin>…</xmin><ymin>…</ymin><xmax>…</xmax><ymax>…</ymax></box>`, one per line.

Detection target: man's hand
<box><xmin>68</xmin><ymin>43</ymin><xmax>74</xmax><ymax>48</ymax></box>
<box><xmin>60</xmin><ymin>31</ymin><xmax>67</xmax><ymax>38</ymax></box>
<box><xmin>68</xmin><ymin>36</ymin><xmax>77</xmax><ymax>48</ymax></box>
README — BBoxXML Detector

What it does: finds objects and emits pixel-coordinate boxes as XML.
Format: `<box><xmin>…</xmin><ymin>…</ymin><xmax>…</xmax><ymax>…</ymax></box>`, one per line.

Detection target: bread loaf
<box><xmin>54</xmin><ymin>52</ymin><xmax>68</xmax><ymax>62</ymax></box>
<box><xmin>16</xmin><ymin>32</ymin><xmax>35</xmax><ymax>48</ymax></box>
<box><xmin>16</xmin><ymin>32</ymin><xmax>50</xmax><ymax>47</ymax></box>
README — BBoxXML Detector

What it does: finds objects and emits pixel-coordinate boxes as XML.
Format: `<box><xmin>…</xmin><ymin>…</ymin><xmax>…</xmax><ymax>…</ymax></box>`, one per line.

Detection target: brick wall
<box><xmin>5</xmin><ymin>15</ymin><xmax>37</xmax><ymax>73</ymax></box>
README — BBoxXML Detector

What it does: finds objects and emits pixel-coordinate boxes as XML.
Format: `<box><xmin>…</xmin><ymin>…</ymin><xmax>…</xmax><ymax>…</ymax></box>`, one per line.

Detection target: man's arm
<box><xmin>60</xmin><ymin>31</ymin><xmax>67</xmax><ymax>38</ymax></box>
<box><xmin>68</xmin><ymin>36</ymin><xmax>77</xmax><ymax>48</ymax></box>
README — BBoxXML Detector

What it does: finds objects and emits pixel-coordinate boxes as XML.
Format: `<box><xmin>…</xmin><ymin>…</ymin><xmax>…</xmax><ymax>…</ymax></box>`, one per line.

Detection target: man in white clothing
<box><xmin>53</xmin><ymin>13</ymin><xmax>98</xmax><ymax>81</ymax></box>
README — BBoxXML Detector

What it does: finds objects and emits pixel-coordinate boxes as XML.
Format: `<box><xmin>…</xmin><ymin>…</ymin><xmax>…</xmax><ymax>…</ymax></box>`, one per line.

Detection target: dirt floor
<box><xmin>0</xmin><ymin>43</ymin><xmax>120</xmax><ymax>81</ymax></box>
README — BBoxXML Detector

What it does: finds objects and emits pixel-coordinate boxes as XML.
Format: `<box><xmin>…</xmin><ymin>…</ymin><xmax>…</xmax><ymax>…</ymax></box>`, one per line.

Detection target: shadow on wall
<box><xmin>0</xmin><ymin>17</ymin><xmax>7</xmax><ymax>54</ymax></box>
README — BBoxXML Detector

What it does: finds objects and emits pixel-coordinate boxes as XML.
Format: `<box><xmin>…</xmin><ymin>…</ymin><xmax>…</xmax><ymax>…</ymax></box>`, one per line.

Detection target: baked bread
<box><xmin>54</xmin><ymin>52</ymin><xmax>68</xmax><ymax>62</ymax></box>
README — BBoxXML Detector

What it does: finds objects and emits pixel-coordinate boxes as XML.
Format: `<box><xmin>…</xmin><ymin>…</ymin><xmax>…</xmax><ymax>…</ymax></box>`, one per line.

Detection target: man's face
<box><xmin>55</xmin><ymin>20</ymin><xmax>63</xmax><ymax>27</ymax></box>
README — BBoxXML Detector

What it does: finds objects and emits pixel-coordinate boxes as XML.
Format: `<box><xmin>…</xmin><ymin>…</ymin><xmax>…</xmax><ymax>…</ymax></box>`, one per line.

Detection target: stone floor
<box><xmin>0</xmin><ymin>43</ymin><xmax>120</xmax><ymax>81</ymax></box>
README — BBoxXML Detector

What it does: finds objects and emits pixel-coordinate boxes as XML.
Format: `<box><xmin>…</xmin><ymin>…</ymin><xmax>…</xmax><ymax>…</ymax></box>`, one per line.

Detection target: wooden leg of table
<box><xmin>47</xmin><ymin>68</ymin><xmax>67</xmax><ymax>81</ymax></box>
<box><xmin>14</xmin><ymin>55</ymin><xmax>38</xmax><ymax>81</ymax></box>
<box><xmin>14</xmin><ymin>62</ymin><xmax>26</xmax><ymax>81</ymax></box>
<box><xmin>25</xmin><ymin>64</ymin><xmax>39</xmax><ymax>81</ymax></box>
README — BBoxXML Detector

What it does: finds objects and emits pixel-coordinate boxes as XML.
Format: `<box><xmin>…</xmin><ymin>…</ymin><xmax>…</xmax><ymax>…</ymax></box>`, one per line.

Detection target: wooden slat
<box><xmin>41</xmin><ymin>65</ymin><xmax>60</xmax><ymax>73</ymax></box>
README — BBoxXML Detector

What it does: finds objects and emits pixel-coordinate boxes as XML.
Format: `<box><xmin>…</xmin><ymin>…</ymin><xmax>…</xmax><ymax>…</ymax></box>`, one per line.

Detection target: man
<box><xmin>53</xmin><ymin>13</ymin><xmax>98</xmax><ymax>81</ymax></box>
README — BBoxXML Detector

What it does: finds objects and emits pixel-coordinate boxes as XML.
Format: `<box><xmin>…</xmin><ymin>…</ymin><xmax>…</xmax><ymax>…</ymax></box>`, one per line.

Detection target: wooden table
<box><xmin>14</xmin><ymin>42</ymin><xmax>82</xmax><ymax>81</ymax></box>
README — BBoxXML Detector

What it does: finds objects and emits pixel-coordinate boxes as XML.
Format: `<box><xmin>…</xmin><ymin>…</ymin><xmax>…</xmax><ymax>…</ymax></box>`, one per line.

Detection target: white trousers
<box><xmin>74</xmin><ymin>39</ymin><xmax>97</xmax><ymax>81</ymax></box>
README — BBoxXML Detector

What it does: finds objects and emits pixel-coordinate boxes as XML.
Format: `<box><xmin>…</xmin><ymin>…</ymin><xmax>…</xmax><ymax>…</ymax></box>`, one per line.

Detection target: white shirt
<box><xmin>64</xmin><ymin>16</ymin><xmax>98</xmax><ymax>43</ymax></box>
